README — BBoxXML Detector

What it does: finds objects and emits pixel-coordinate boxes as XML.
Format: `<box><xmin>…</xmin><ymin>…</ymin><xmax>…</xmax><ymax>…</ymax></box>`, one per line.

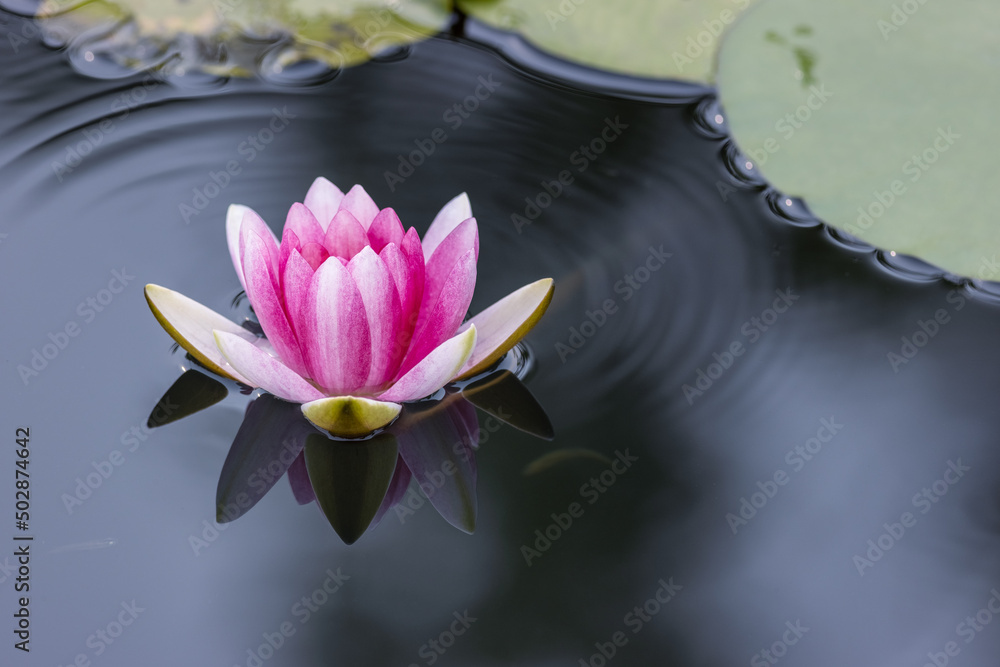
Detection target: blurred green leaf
<box><xmin>717</xmin><ymin>0</ymin><xmax>1000</xmax><ymax>278</ymax></box>
<box><xmin>38</xmin><ymin>0</ymin><xmax>450</xmax><ymax>75</ymax></box>
<box><xmin>458</xmin><ymin>0</ymin><xmax>760</xmax><ymax>82</ymax></box>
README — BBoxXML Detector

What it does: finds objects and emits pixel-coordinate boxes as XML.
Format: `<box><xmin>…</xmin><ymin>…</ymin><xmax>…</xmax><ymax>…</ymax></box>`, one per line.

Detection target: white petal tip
<box><xmin>457</xmin><ymin>278</ymin><xmax>554</xmax><ymax>379</ymax></box>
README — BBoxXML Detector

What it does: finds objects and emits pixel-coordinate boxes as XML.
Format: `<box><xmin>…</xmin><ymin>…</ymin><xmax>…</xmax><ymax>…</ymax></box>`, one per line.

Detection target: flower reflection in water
<box><xmin>149</xmin><ymin>360</ymin><xmax>552</xmax><ymax>544</ymax></box>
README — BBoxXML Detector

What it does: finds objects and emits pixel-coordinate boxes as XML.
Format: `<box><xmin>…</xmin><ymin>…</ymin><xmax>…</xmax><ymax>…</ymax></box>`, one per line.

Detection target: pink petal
<box><xmin>347</xmin><ymin>247</ymin><xmax>404</xmax><ymax>390</ymax></box>
<box><xmin>226</xmin><ymin>205</ymin><xmax>252</xmax><ymax>290</ymax></box>
<box><xmin>422</xmin><ymin>192</ymin><xmax>472</xmax><ymax>261</ymax></box>
<box><xmin>213</xmin><ymin>331</ymin><xmax>324</xmax><ymax>403</ymax></box>
<box><xmin>398</xmin><ymin>248</ymin><xmax>477</xmax><ymax>376</ymax></box>
<box><xmin>379</xmin><ymin>244</ymin><xmax>418</xmax><ymax>357</ymax></box>
<box><xmin>283</xmin><ymin>203</ymin><xmax>326</xmax><ymax>247</ymax></box>
<box><xmin>238</xmin><ymin>208</ymin><xmax>280</xmax><ymax>285</ymax></box>
<box><xmin>422</xmin><ymin>218</ymin><xmax>478</xmax><ymax>319</ymax></box>
<box><xmin>228</xmin><ymin>205</ymin><xmax>280</xmax><ymax>291</ymax></box>
<box><xmin>324</xmin><ymin>209</ymin><xmax>369</xmax><ymax>260</ymax></box>
<box><xmin>367</xmin><ymin>208</ymin><xmax>404</xmax><ymax>253</ymax></box>
<box><xmin>400</xmin><ymin>227</ymin><xmax>426</xmax><ymax>317</ymax></box>
<box><xmin>278</xmin><ymin>227</ymin><xmax>301</xmax><ymax>280</ymax></box>
<box><xmin>300</xmin><ymin>242</ymin><xmax>330</xmax><ymax>270</ymax></box>
<box><xmin>380</xmin><ymin>229</ymin><xmax>425</xmax><ymax>356</ymax></box>
<box><xmin>242</xmin><ymin>231</ymin><xmax>308</xmax><ymax>377</ymax></box>
<box><xmin>379</xmin><ymin>325</ymin><xmax>477</xmax><ymax>402</ymax></box>
<box><xmin>303</xmin><ymin>257</ymin><xmax>372</xmax><ymax>394</ymax></box>
<box><xmin>303</xmin><ymin>177</ymin><xmax>345</xmax><ymax>231</ymax></box>
<box><xmin>282</xmin><ymin>249</ymin><xmax>315</xmax><ymax>338</ymax></box>
<box><xmin>339</xmin><ymin>184</ymin><xmax>380</xmax><ymax>230</ymax></box>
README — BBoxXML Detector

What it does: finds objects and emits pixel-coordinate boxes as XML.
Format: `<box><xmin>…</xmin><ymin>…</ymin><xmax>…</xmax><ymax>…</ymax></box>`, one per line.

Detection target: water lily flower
<box><xmin>145</xmin><ymin>178</ymin><xmax>553</xmax><ymax>437</ymax></box>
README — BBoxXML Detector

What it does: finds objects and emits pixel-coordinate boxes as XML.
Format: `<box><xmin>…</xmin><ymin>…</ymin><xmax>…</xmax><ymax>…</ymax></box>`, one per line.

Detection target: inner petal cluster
<box><xmin>234</xmin><ymin>182</ymin><xmax>478</xmax><ymax>398</ymax></box>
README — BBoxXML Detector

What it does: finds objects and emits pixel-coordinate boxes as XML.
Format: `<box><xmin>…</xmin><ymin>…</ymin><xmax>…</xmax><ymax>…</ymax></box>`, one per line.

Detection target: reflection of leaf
<box><xmin>461</xmin><ymin>370</ymin><xmax>554</xmax><ymax>440</ymax></box>
<box><xmin>522</xmin><ymin>448</ymin><xmax>612</xmax><ymax>476</ymax></box>
<box><xmin>215</xmin><ymin>395</ymin><xmax>315</xmax><ymax>523</ymax></box>
<box><xmin>305</xmin><ymin>432</ymin><xmax>399</xmax><ymax>545</ymax></box>
<box><xmin>718</xmin><ymin>0</ymin><xmax>1000</xmax><ymax>278</ymax></box>
<box><xmin>458</xmin><ymin>0</ymin><xmax>762</xmax><ymax>82</ymax></box>
<box><xmin>147</xmin><ymin>369</ymin><xmax>227</xmax><ymax>428</ymax></box>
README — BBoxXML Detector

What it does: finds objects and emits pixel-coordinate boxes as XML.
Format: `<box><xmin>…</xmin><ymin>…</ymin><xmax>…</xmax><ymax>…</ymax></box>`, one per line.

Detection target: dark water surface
<box><xmin>3</xmin><ymin>8</ymin><xmax>1000</xmax><ymax>667</ymax></box>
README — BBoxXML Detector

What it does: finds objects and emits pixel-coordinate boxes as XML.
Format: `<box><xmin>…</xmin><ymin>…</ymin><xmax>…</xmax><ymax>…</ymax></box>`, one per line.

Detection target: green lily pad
<box><xmin>37</xmin><ymin>0</ymin><xmax>449</xmax><ymax>76</ymax></box>
<box><xmin>717</xmin><ymin>0</ymin><xmax>1000</xmax><ymax>279</ymax></box>
<box><xmin>458</xmin><ymin>0</ymin><xmax>759</xmax><ymax>82</ymax></box>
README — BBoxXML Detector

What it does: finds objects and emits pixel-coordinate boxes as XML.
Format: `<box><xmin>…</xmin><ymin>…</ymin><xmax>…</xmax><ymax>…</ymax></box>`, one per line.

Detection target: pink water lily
<box><xmin>145</xmin><ymin>178</ymin><xmax>553</xmax><ymax>437</ymax></box>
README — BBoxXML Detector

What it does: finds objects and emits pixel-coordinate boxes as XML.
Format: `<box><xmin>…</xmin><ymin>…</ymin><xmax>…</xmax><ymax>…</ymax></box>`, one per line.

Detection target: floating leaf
<box><xmin>36</xmin><ymin>0</ymin><xmax>450</xmax><ymax>77</ymax></box>
<box><xmin>458</xmin><ymin>0</ymin><xmax>760</xmax><ymax>82</ymax></box>
<box><xmin>717</xmin><ymin>0</ymin><xmax>1000</xmax><ymax>278</ymax></box>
